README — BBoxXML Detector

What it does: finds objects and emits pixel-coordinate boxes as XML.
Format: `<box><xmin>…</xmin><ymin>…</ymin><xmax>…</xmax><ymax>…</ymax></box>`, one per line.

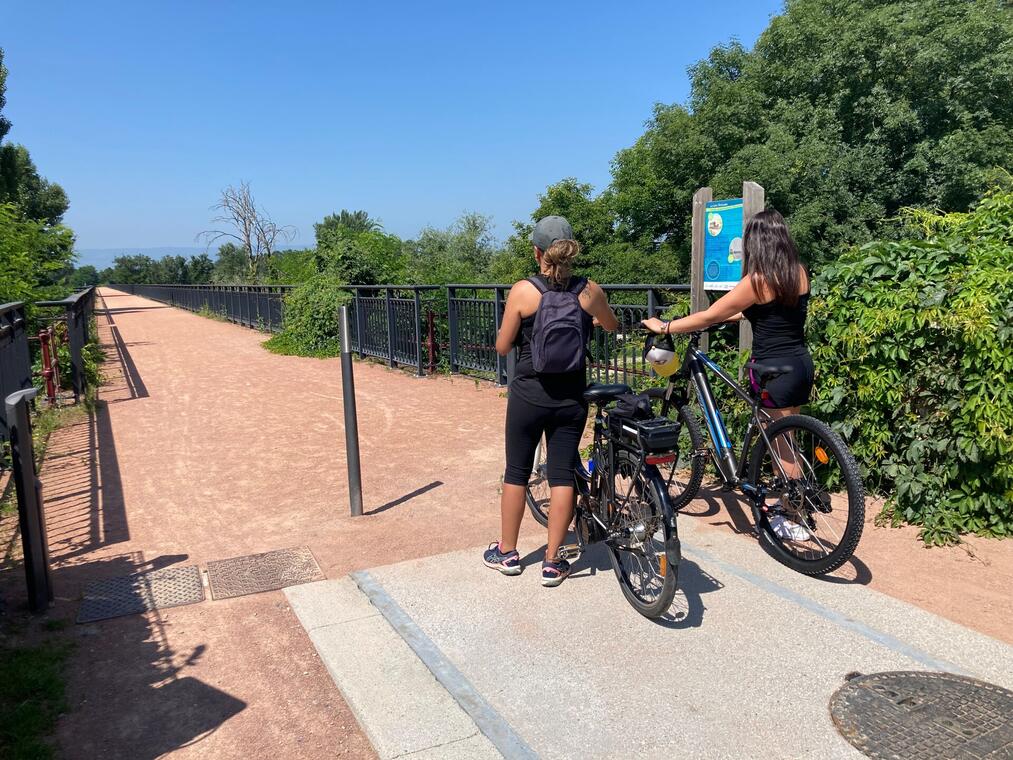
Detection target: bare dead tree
<box><xmin>198</xmin><ymin>182</ymin><xmax>295</xmax><ymax>281</ymax></box>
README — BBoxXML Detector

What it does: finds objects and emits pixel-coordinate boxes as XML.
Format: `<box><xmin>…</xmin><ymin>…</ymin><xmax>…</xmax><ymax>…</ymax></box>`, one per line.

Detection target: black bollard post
<box><xmin>5</xmin><ymin>388</ymin><xmax>53</xmax><ymax>611</ymax></box>
<box><xmin>340</xmin><ymin>306</ymin><xmax>364</xmax><ymax>517</ymax></box>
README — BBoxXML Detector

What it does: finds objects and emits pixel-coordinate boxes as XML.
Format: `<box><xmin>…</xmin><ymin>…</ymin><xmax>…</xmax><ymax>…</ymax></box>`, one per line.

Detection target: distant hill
<box><xmin>74</xmin><ymin>247</ymin><xmax>207</xmax><ymax>271</ymax></box>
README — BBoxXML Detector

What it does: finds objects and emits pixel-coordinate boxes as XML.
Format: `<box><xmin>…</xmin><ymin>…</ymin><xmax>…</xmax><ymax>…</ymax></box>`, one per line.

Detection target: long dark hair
<box><xmin>742</xmin><ymin>209</ymin><xmax>804</xmax><ymax>306</ymax></box>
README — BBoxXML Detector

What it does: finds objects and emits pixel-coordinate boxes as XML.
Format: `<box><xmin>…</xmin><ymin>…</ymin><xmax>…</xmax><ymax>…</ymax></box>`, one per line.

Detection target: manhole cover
<box><xmin>206</xmin><ymin>546</ymin><xmax>323</xmax><ymax>600</ymax></box>
<box><xmin>830</xmin><ymin>671</ymin><xmax>1013</xmax><ymax>759</ymax></box>
<box><xmin>77</xmin><ymin>565</ymin><xmax>205</xmax><ymax>623</ymax></box>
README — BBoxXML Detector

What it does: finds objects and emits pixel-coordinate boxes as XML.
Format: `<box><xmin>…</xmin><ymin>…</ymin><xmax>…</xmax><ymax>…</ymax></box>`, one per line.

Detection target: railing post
<box><xmin>66</xmin><ymin>305</ymin><xmax>83</xmax><ymax>402</ymax></box>
<box><xmin>427</xmin><ymin>309</ymin><xmax>437</xmax><ymax>375</ymax></box>
<box><xmin>647</xmin><ymin>288</ymin><xmax>658</xmax><ymax>319</ymax></box>
<box><xmin>385</xmin><ymin>288</ymin><xmax>396</xmax><ymax>367</ymax></box>
<box><xmin>493</xmin><ymin>286</ymin><xmax>507</xmax><ymax>386</ymax></box>
<box><xmin>6</xmin><ymin>388</ymin><xmax>53</xmax><ymax>612</ymax></box>
<box><xmin>448</xmin><ymin>287</ymin><xmax>458</xmax><ymax>374</ymax></box>
<box><xmin>413</xmin><ymin>289</ymin><xmax>424</xmax><ymax>376</ymax></box>
<box><xmin>358</xmin><ymin>293</ymin><xmax>370</xmax><ymax>360</ymax></box>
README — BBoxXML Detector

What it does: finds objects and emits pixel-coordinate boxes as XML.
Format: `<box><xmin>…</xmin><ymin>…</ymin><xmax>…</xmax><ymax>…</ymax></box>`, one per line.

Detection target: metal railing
<box><xmin>107</xmin><ymin>281</ymin><xmax>691</xmax><ymax>385</ymax></box>
<box><xmin>0</xmin><ymin>301</ymin><xmax>32</xmax><ymax>444</ymax></box>
<box><xmin>111</xmin><ymin>283</ymin><xmax>293</xmax><ymax>332</ymax></box>
<box><xmin>349</xmin><ymin>286</ymin><xmax>442</xmax><ymax>376</ymax></box>
<box><xmin>36</xmin><ymin>286</ymin><xmax>96</xmax><ymax>402</ymax></box>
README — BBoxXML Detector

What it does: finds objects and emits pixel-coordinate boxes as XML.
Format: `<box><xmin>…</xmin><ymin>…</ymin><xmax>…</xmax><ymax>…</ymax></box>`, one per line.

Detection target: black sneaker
<box><xmin>483</xmin><ymin>542</ymin><xmax>522</xmax><ymax>575</ymax></box>
<box><xmin>541</xmin><ymin>557</ymin><xmax>570</xmax><ymax>587</ymax></box>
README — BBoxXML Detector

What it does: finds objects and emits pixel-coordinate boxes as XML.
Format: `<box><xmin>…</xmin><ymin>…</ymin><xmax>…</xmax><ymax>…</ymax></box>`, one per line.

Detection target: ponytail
<box><xmin>542</xmin><ymin>239</ymin><xmax>581</xmax><ymax>286</ymax></box>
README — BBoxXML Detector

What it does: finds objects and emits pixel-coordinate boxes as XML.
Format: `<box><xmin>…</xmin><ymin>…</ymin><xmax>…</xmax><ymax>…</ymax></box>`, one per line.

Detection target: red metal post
<box><xmin>50</xmin><ymin>324</ymin><xmax>63</xmax><ymax>395</ymax></box>
<box><xmin>39</xmin><ymin>329</ymin><xmax>57</xmax><ymax>406</ymax></box>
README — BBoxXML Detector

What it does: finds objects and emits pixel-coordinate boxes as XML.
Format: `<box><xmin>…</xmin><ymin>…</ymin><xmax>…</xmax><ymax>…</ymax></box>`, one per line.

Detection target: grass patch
<box><xmin>261</xmin><ymin>332</ymin><xmax>341</xmax><ymax>358</ymax></box>
<box><xmin>195</xmin><ymin>305</ymin><xmax>230</xmax><ymax>323</ymax></box>
<box><xmin>0</xmin><ymin>640</ymin><xmax>72</xmax><ymax>759</ymax></box>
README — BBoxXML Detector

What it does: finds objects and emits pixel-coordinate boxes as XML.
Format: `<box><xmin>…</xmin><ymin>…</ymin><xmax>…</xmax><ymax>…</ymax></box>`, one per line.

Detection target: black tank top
<box><xmin>742</xmin><ymin>292</ymin><xmax>810</xmax><ymax>359</ymax></box>
<box><xmin>510</xmin><ymin>274</ymin><xmax>593</xmax><ymax>408</ymax></box>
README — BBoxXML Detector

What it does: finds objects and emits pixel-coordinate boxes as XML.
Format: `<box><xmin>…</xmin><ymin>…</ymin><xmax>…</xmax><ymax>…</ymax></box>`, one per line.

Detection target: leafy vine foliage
<box><xmin>810</xmin><ymin>183</ymin><xmax>1013</xmax><ymax>543</ymax></box>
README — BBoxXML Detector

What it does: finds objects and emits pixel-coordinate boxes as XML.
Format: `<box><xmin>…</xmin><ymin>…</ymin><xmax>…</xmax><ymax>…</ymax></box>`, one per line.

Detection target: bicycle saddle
<box><xmin>583</xmin><ymin>383</ymin><xmax>633</xmax><ymax>404</ymax></box>
<box><xmin>745</xmin><ymin>361</ymin><xmax>794</xmax><ymax>380</ymax></box>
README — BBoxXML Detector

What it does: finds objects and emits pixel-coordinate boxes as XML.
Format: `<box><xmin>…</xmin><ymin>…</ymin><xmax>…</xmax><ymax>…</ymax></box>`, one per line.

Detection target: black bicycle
<box><xmin>527</xmin><ymin>384</ymin><xmax>681</xmax><ymax>618</ymax></box>
<box><xmin>530</xmin><ymin>328</ymin><xmax>864</xmax><ymax>577</ymax></box>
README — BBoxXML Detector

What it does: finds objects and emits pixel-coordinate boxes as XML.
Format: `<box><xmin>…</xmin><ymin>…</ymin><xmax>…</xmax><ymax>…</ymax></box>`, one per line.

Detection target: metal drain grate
<box><xmin>77</xmin><ymin>565</ymin><xmax>205</xmax><ymax>623</ymax></box>
<box><xmin>830</xmin><ymin>671</ymin><xmax>1013</xmax><ymax>759</ymax></box>
<box><xmin>206</xmin><ymin>546</ymin><xmax>323</xmax><ymax>600</ymax></box>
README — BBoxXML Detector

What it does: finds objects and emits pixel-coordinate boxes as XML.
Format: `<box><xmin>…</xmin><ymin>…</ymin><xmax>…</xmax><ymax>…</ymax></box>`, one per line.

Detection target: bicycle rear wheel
<box><xmin>607</xmin><ymin>450</ymin><xmax>680</xmax><ymax>618</ymax></box>
<box><xmin>525</xmin><ymin>435</ymin><xmax>550</xmax><ymax>527</ymax></box>
<box><xmin>747</xmin><ymin>414</ymin><xmax>864</xmax><ymax>575</ymax></box>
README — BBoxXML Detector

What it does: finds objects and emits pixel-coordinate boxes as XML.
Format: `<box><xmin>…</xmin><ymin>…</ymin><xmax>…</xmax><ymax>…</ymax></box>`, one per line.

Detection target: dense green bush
<box><xmin>810</xmin><ymin>183</ymin><xmax>1013</xmax><ymax>544</ymax></box>
<box><xmin>263</xmin><ymin>274</ymin><xmax>351</xmax><ymax>357</ymax></box>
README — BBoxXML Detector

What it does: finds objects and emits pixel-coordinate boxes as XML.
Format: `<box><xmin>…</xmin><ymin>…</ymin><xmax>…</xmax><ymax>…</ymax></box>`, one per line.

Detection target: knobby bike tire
<box><xmin>747</xmin><ymin>414</ymin><xmax>865</xmax><ymax>576</ymax></box>
<box><xmin>644</xmin><ymin>388</ymin><xmax>706</xmax><ymax>511</ymax></box>
<box><xmin>607</xmin><ymin>450</ymin><xmax>680</xmax><ymax>619</ymax></box>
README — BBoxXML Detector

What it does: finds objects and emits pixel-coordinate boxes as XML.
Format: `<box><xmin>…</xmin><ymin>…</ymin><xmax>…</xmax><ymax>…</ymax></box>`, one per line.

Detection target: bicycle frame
<box><xmin>659</xmin><ymin>333</ymin><xmax>778</xmax><ymax>492</ymax></box>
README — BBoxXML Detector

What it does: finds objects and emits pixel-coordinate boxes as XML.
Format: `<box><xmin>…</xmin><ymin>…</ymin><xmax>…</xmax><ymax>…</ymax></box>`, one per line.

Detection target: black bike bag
<box><xmin>608</xmin><ymin>393</ymin><xmax>681</xmax><ymax>453</ymax></box>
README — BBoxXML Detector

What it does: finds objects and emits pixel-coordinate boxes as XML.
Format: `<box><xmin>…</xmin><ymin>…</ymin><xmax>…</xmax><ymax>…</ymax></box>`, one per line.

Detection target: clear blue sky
<box><xmin>3</xmin><ymin>1</ymin><xmax>782</xmax><ymax>254</ymax></box>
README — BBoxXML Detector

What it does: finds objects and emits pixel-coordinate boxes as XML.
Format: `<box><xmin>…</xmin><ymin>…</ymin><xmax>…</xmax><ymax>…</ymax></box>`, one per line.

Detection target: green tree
<box><xmin>314</xmin><ymin>217</ymin><xmax>407</xmax><ymax>285</ymax></box>
<box><xmin>317</xmin><ymin>209</ymin><xmax>382</xmax><ymax>234</ymax></box>
<box><xmin>103</xmin><ymin>254</ymin><xmax>158</xmax><ymax>284</ymax></box>
<box><xmin>211</xmin><ymin>243</ymin><xmax>251</xmax><ymax>283</ymax></box>
<box><xmin>405</xmin><ymin>212</ymin><xmax>500</xmax><ymax>285</ymax></box>
<box><xmin>0</xmin><ymin>203</ymin><xmax>74</xmax><ymax>303</ymax></box>
<box><xmin>187</xmin><ymin>252</ymin><xmax>215</xmax><ymax>283</ymax></box>
<box><xmin>608</xmin><ymin>0</ymin><xmax>1013</xmax><ymax>267</ymax></box>
<box><xmin>66</xmin><ymin>265</ymin><xmax>100</xmax><ymax>288</ymax></box>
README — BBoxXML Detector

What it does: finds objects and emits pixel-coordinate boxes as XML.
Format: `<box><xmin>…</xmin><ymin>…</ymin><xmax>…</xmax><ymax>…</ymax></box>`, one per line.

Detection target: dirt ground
<box><xmin>2</xmin><ymin>287</ymin><xmax>1010</xmax><ymax>759</ymax></box>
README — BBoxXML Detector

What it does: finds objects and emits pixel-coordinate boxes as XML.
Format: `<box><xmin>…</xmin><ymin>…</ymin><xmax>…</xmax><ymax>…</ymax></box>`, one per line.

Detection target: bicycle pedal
<box><xmin>556</xmin><ymin>544</ymin><xmax>581</xmax><ymax>560</ymax></box>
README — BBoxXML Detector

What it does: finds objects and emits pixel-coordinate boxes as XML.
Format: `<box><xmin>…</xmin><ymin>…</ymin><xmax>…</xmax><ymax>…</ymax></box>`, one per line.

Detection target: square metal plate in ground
<box><xmin>206</xmin><ymin>546</ymin><xmax>323</xmax><ymax>600</ymax></box>
<box><xmin>77</xmin><ymin>565</ymin><xmax>205</xmax><ymax>623</ymax></box>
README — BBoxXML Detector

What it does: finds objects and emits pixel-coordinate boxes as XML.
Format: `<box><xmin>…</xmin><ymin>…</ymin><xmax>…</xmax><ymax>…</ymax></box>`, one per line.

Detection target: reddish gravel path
<box><xmin>33</xmin><ymin>287</ymin><xmax>1011</xmax><ymax>758</ymax></box>
<box><xmin>44</xmin><ymin>288</ymin><xmax>542</xmax><ymax>759</ymax></box>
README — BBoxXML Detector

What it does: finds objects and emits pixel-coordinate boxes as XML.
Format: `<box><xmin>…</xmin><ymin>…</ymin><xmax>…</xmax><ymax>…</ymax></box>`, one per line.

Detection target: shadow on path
<box><xmin>686</xmin><ymin>484</ymin><xmax>873</xmax><ymax>585</ymax></box>
<box><xmin>366</xmin><ymin>480</ymin><xmax>444</xmax><ymax>515</ymax></box>
<box><xmin>28</xmin><ymin>331</ymin><xmax>247</xmax><ymax>757</ymax></box>
<box><xmin>99</xmin><ymin>297</ymin><xmax>149</xmax><ymax>402</ymax></box>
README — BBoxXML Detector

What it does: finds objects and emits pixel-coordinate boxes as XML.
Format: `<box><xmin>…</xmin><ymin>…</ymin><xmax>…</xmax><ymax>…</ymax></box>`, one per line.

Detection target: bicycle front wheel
<box><xmin>747</xmin><ymin>414</ymin><xmax>864</xmax><ymax>575</ymax></box>
<box><xmin>644</xmin><ymin>388</ymin><xmax>706</xmax><ymax>511</ymax></box>
<box><xmin>607</xmin><ymin>450</ymin><xmax>680</xmax><ymax>618</ymax></box>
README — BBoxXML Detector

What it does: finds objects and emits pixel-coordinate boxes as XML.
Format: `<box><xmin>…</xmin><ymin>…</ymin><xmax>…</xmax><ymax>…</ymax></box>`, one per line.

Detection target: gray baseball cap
<box><xmin>531</xmin><ymin>215</ymin><xmax>574</xmax><ymax>251</ymax></box>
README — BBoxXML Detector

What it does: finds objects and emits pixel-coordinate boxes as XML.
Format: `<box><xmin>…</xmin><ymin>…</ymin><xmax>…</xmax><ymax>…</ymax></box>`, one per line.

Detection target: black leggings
<box><xmin>503</xmin><ymin>395</ymin><xmax>588</xmax><ymax>487</ymax></box>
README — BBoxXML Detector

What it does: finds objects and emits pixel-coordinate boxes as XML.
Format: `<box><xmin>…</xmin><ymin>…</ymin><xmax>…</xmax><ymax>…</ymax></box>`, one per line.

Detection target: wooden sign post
<box><xmin>689</xmin><ymin>180</ymin><xmax>765</xmax><ymax>359</ymax></box>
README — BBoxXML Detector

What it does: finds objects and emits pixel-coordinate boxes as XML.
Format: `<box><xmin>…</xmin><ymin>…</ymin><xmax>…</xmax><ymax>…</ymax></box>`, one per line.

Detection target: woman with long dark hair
<box><xmin>642</xmin><ymin>208</ymin><xmax>813</xmax><ymax>539</ymax></box>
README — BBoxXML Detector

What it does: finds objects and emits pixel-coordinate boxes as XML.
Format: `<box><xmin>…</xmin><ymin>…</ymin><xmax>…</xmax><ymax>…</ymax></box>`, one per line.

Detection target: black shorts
<box><xmin>748</xmin><ymin>352</ymin><xmax>814</xmax><ymax>409</ymax></box>
<box><xmin>503</xmin><ymin>395</ymin><xmax>587</xmax><ymax>487</ymax></box>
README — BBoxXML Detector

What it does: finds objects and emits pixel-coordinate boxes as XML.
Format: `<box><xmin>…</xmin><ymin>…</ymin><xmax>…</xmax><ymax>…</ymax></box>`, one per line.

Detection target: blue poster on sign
<box><xmin>703</xmin><ymin>198</ymin><xmax>744</xmax><ymax>291</ymax></box>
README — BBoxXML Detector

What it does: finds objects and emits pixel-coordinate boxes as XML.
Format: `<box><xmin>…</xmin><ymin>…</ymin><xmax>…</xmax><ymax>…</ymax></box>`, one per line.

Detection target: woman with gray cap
<box><xmin>484</xmin><ymin>215</ymin><xmax>618</xmax><ymax>586</ymax></box>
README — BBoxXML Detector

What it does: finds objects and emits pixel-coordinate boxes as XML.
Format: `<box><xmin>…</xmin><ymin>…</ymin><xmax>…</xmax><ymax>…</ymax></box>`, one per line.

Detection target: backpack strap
<box><xmin>566</xmin><ymin>276</ymin><xmax>588</xmax><ymax>294</ymax></box>
<box><xmin>527</xmin><ymin>276</ymin><xmax>550</xmax><ymax>294</ymax></box>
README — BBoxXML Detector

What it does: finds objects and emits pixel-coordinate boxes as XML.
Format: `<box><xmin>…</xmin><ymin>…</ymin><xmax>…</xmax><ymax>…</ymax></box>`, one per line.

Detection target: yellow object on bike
<box><xmin>644</xmin><ymin>333</ymin><xmax>681</xmax><ymax>377</ymax></box>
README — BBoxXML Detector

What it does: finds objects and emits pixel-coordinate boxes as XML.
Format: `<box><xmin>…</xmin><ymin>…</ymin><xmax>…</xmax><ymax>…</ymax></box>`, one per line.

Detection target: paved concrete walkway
<box><xmin>288</xmin><ymin>515</ymin><xmax>1013</xmax><ymax>759</ymax></box>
